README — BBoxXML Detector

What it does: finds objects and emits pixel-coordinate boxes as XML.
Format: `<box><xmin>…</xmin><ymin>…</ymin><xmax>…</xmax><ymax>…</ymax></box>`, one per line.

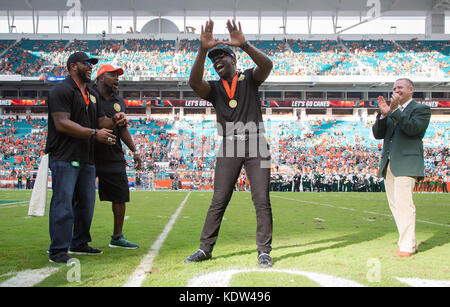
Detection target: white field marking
<box><xmin>123</xmin><ymin>191</ymin><xmax>192</xmax><ymax>287</ymax></box>
<box><xmin>0</xmin><ymin>204</ymin><xmax>28</xmax><ymax>209</ymax></box>
<box><xmin>272</xmin><ymin>195</ymin><xmax>450</xmax><ymax>228</ymax></box>
<box><xmin>0</xmin><ymin>267</ymin><xmax>59</xmax><ymax>287</ymax></box>
<box><xmin>395</xmin><ymin>277</ymin><xmax>450</xmax><ymax>287</ymax></box>
<box><xmin>187</xmin><ymin>268</ymin><xmax>365</xmax><ymax>287</ymax></box>
<box><xmin>0</xmin><ymin>201</ymin><xmax>28</xmax><ymax>209</ymax></box>
<box><xmin>0</xmin><ymin>200</ymin><xmax>28</xmax><ymax>205</ymax></box>
<box><xmin>0</xmin><ymin>272</ymin><xmax>16</xmax><ymax>278</ymax></box>
<box><xmin>336</xmin><ymin>192</ymin><xmax>450</xmax><ymax>205</ymax></box>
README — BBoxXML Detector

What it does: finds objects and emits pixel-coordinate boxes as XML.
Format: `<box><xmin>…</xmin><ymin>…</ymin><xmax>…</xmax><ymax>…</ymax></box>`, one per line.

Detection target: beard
<box><xmin>77</xmin><ymin>69</ymin><xmax>91</xmax><ymax>83</ymax></box>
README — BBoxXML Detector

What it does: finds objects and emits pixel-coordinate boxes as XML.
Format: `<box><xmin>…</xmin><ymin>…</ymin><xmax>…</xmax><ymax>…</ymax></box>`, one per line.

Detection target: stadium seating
<box><xmin>1</xmin><ymin>117</ymin><xmax>447</xmax><ymax>188</ymax></box>
<box><xmin>1</xmin><ymin>38</ymin><xmax>448</xmax><ymax>79</ymax></box>
<box><xmin>0</xmin><ymin>37</ymin><xmax>448</xmax><ymax>189</ymax></box>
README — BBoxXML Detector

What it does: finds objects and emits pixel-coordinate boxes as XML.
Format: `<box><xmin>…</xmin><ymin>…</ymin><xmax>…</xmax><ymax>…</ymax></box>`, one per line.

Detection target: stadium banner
<box><xmin>153</xmin><ymin>99</ymin><xmax>214</xmax><ymax>107</ymax></box>
<box><xmin>46</xmin><ymin>76</ymin><xmax>65</xmax><ymax>82</ymax></box>
<box><xmin>417</xmin><ymin>100</ymin><xmax>450</xmax><ymax>108</ymax></box>
<box><xmin>0</xmin><ymin>99</ymin><xmax>47</xmax><ymax>106</ymax></box>
<box><xmin>125</xmin><ymin>99</ymin><xmax>150</xmax><ymax>107</ymax></box>
<box><xmin>3</xmin><ymin>99</ymin><xmax>449</xmax><ymax>108</ymax></box>
<box><xmin>264</xmin><ymin>100</ymin><xmax>367</xmax><ymax>108</ymax></box>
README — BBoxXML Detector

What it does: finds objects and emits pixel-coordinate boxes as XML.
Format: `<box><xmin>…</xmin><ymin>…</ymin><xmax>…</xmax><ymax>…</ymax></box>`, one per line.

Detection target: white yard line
<box><xmin>272</xmin><ymin>195</ymin><xmax>450</xmax><ymax>228</ymax></box>
<box><xmin>0</xmin><ymin>267</ymin><xmax>59</xmax><ymax>287</ymax></box>
<box><xmin>395</xmin><ymin>277</ymin><xmax>450</xmax><ymax>287</ymax></box>
<box><xmin>0</xmin><ymin>272</ymin><xmax>16</xmax><ymax>278</ymax></box>
<box><xmin>123</xmin><ymin>191</ymin><xmax>192</xmax><ymax>287</ymax></box>
<box><xmin>0</xmin><ymin>204</ymin><xmax>28</xmax><ymax>209</ymax></box>
<box><xmin>0</xmin><ymin>201</ymin><xmax>28</xmax><ymax>209</ymax></box>
<box><xmin>187</xmin><ymin>268</ymin><xmax>365</xmax><ymax>287</ymax></box>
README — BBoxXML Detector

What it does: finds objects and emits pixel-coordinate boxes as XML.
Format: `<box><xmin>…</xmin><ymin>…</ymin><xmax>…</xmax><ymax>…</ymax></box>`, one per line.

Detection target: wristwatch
<box><xmin>91</xmin><ymin>129</ymin><xmax>97</xmax><ymax>139</ymax></box>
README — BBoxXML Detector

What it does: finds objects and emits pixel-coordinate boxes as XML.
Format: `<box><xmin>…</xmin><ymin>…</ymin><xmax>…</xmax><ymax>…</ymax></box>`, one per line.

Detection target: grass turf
<box><xmin>0</xmin><ymin>190</ymin><xmax>448</xmax><ymax>287</ymax></box>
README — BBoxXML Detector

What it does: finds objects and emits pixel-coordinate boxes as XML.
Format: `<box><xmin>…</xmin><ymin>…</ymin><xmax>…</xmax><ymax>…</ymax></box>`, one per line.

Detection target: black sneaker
<box><xmin>184</xmin><ymin>249</ymin><xmax>212</xmax><ymax>263</ymax></box>
<box><xmin>258</xmin><ymin>253</ymin><xmax>273</xmax><ymax>268</ymax></box>
<box><xmin>69</xmin><ymin>245</ymin><xmax>103</xmax><ymax>255</ymax></box>
<box><xmin>49</xmin><ymin>253</ymin><xmax>76</xmax><ymax>264</ymax></box>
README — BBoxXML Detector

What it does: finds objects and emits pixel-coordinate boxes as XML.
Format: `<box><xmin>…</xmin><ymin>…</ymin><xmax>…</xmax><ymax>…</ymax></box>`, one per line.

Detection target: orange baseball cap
<box><xmin>97</xmin><ymin>64</ymin><xmax>124</xmax><ymax>78</ymax></box>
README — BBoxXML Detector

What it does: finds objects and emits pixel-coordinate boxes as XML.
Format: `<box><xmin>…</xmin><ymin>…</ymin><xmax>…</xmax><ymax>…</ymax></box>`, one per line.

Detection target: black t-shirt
<box><xmin>92</xmin><ymin>85</ymin><xmax>126</xmax><ymax>165</ymax></box>
<box><xmin>206</xmin><ymin>68</ymin><xmax>265</xmax><ymax>137</ymax></box>
<box><xmin>45</xmin><ymin>76</ymin><xmax>103</xmax><ymax>164</ymax></box>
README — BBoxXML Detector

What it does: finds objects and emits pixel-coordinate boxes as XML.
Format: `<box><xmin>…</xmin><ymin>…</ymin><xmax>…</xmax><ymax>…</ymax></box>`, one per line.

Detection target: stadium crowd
<box><xmin>0</xmin><ymin>36</ymin><xmax>448</xmax><ymax>191</ymax></box>
<box><xmin>1</xmin><ymin>116</ymin><xmax>448</xmax><ymax>192</ymax></box>
<box><xmin>0</xmin><ymin>38</ymin><xmax>448</xmax><ymax>78</ymax></box>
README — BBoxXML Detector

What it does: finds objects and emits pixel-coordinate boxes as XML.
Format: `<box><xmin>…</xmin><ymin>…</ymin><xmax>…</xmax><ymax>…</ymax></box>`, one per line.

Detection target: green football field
<box><xmin>0</xmin><ymin>190</ymin><xmax>448</xmax><ymax>288</ymax></box>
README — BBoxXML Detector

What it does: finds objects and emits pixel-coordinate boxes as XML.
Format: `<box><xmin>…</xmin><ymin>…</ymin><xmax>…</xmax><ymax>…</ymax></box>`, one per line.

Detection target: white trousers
<box><xmin>385</xmin><ymin>162</ymin><xmax>417</xmax><ymax>253</ymax></box>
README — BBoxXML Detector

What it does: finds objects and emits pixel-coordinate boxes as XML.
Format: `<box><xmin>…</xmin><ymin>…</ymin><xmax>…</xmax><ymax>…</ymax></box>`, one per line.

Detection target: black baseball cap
<box><xmin>207</xmin><ymin>47</ymin><xmax>236</xmax><ymax>61</ymax></box>
<box><xmin>66</xmin><ymin>51</ymin><xmax>99</xmax><ymax>70</ymax></box>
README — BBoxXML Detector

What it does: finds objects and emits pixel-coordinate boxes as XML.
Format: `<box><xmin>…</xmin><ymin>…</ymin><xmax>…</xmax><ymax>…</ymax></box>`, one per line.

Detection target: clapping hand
<box><xmin>390</xmin><ymin>93</ymin><xmax>401</xmax><ymax>111</ymax></box>
<box><xmin>377</xmin><ymin>96</ymin><xmax>390</xmax><ymax>117</ymax></box>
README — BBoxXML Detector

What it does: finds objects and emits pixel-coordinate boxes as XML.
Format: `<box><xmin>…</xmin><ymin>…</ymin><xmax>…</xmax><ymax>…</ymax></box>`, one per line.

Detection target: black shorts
<box><xmin>96</xmin><ymin>161</ymin><xmax>130</xmax><ymax>203</ymax></box>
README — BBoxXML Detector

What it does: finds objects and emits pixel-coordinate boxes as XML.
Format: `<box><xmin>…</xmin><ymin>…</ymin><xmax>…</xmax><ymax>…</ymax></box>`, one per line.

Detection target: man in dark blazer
<box><xmin>372</xmin><ymin>78</ymin><xmax>431</xmax><ymax>257</ymax></box>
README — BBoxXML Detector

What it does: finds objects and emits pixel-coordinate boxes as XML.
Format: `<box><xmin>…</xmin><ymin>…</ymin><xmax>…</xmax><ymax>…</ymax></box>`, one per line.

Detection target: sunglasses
<box><xmin>83</xmin><ymin>61</ymin><xmax>94</xmax><ymax>67</ymax></box>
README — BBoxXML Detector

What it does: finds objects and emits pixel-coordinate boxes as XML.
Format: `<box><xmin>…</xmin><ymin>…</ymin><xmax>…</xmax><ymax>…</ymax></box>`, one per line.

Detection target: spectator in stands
<box><xmin>45</xmin><ymin>51</ymin><xmax>120</xmax><ymax>264</ymax></box>
<box><xmin>442</xmin><ymin>175</ymin><xmax>449</xmax><ymax>193</ymax></box>
<box><xmin>93</xmin><ymin>64</ymin><xmax>142</xmax><ymax>250</ymax></box>
<box><xmin>3</xmin><ymin>38</ymin><xmax>448</xmax><ymax>79</ymax></box>
<box><xmin>17</xmin><ymin>170</ymin><xmax>23</xmax><ymax>189</ymax></box>
<box><xmin>185</xmin><ymin>19</ymin><xmax>274</xmax><ymax>268</ymax></box>
<box><xmin>0</xmin><ymin>115</ymin><xmax>447</xmax><ymax>191</ymax></box>
<box><xmin>372</xmin><ymin>78</ymin><xmax>431</xmax><ymax>258</ymax></box>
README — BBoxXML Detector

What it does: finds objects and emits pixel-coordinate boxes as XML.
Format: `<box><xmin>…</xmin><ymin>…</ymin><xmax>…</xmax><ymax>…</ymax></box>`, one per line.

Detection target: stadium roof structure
<box><xmin>2</xmin><ymin>0</ymin><xmax>448</xmax><ymax>35</ymax></box>
<box><xmin>2</xmin><ymin>0</ymin><xmax>449</xmax><ymax>17</ymax></box>
<box><xmin>0</xmin><ymin>0</ymin><xmax>448</xmax><ymax>86</ymax></box>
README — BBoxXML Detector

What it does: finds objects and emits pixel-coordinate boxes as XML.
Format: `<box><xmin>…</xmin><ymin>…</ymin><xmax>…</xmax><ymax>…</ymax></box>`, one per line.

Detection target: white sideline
<box><xmin>272</xmin><ymin>195</ymin><xmax>450</xmax><ymax>228</ymax></box>
<box><xmin>0</xmin><ymin>201</ymin><xmax>28</xmax><ymax>209</ymax></box>
<box><xmin>395</xmin><ymin>277</ymin><xmax>450</xmax><ymax>287</ymax></box>
<box><xmin>187</xmin><ymin>268</ymin><xmax>365</xmax><ymax>287</ymax></box>
<box><xmin>123</xmin><ymin>191</ymin><xmax>192</xmax><ymax>287</ymax></box>
<box><xmin>0</xmin><ymin>267</ymin><xmax>59</xmax><ymax>287</ymax></box>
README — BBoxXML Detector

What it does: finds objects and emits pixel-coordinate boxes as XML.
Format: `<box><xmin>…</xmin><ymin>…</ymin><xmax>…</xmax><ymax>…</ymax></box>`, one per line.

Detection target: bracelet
<box><xmin>239</xmin><ymin>41</ymin><xmax>250</xmax><ymax>51</ymax></box>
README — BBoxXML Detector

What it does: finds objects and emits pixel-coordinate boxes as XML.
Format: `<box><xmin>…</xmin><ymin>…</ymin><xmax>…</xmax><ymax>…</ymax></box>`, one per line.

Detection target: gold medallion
<box><xmin>229</xmin><ymin>99</ymin><xmax>237</xmax><ymax>108</ymax></box>
<box><xmin>113</xmin><ymin>103</ymin><xmax>121</xmax><ymax>112</ymax></box>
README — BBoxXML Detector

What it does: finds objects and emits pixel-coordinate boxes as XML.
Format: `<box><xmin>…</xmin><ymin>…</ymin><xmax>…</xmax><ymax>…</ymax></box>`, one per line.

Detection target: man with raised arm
<box><xmin>185</xmin><ymin>19</ymin><xmax>274</xmax><ymax>268</ymax></box>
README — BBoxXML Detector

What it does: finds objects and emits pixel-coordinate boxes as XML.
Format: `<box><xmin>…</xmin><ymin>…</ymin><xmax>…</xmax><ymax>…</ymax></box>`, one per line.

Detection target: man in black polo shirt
<box><xmin>185</xmin><ymin>19</ymin><xmax>274</xmax><ymax>267</ymax></box>
<box><xmin>45</xmin><ymin>51</ymin><xmax>125</xmax><ymax>264</ymax></box>
<box><xmin>93</xmin><ymin>64</ymin><xmax>142</xmax><ymax>250</ymax></box>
